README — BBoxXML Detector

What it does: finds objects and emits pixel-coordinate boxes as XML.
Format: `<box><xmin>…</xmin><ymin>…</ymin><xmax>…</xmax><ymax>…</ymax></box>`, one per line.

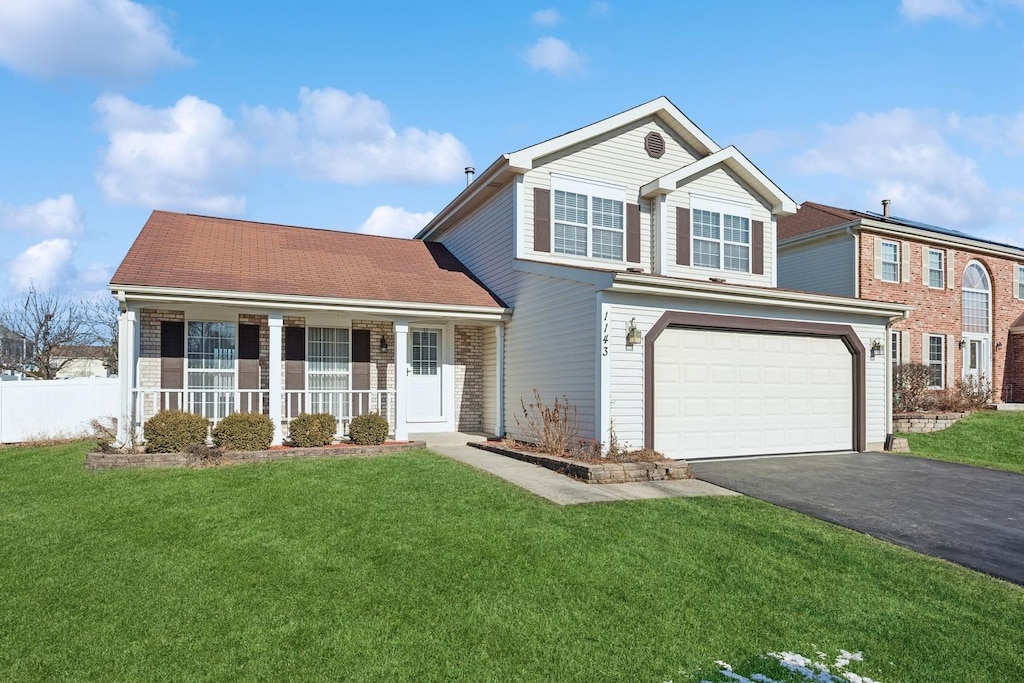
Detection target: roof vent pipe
<box><xmin>465</xmin><ymin>167</ymin><xmax>475</xmax><ymax>186</ymax></box>
<box><xmin>882</xmin><ymin>199</ymin><xmax>891</xmax><ymax>218</ymax></box>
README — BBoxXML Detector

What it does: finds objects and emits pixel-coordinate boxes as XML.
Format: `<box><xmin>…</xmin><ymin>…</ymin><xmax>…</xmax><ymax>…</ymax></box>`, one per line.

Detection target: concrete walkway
<box><xmin>413</xmin><ymin>432</ymin><xmax>736</xmax><ymax>505</ymax></box>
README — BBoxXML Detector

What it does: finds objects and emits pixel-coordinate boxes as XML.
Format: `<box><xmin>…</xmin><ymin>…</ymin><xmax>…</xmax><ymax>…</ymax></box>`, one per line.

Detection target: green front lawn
<box><xmin>2</xmin><ymin>443</ymin><xmax>1023</xmax><ymax>681</ymax></box>
<box><xmin>899</xmin><ymin>411</ymin><xmax>1024</xmax><ymax>474</ymax></box>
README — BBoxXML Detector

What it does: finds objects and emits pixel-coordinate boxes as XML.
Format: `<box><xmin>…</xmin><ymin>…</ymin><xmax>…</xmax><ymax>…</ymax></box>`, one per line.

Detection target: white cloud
<box><xmin>356</xmin><ymin>205</ymin><xmax>435</xmax><ymax>238</ymax></box>
<box><xmin>949</xmin><ymin>110</ymin><xmax>1024</xmax><ymax>154</ymax></box>
<box><xmin>242</xmin><ymin>88</ymin><xmax>470</xmax><ymax>185</ymax></box>
<box><xmin>531</xmin><ymin>8</ymin><xmax>562</xmax><ymax>26</ymax></box>
<box><xmin>0</xmin><ymin>0</ymin><xmax>191</xmax><ymax>83</ymax></box>
<box><xmin>524</xmin><ymin>37</ymin><xmax>584</xmax><ymax>78</ymax></box>
<box><xmin>588</xmin><ymin>1</ymin><xmax>610</xmax><ymax>16</ymax></box>
<box><xmin>793</xmin><ymin>108</ymin><xmax>1006</xmax><ymax>229</ymax></box>
<box><xmin>0</xmin><ymin>195</ymin><xmax>83</xmax><ymax>235</ymax></box>
<box><xmin>77</xmin><ymin>263</ymin><xmax>111</xmax><ymax>286</ymax></box>
<box><xmin>8</xmin><ymin>238</ymin><xmax>74</xmax><ymax>291</ymax></box>
<box><xmin>94</xmin><ymin>94</ymin><xmax>248</xmax><ymax>215</ymax></box>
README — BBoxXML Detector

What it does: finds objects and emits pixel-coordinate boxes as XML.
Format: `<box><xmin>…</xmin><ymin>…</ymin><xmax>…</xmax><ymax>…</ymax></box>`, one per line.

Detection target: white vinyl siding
<box><xmin>927</xmin><ymin>249</ymin><xmax>945</xmax><ymax>288</ymax></box>
<box><xmin>777</xmin><ymin>234</ymin><xmax>856</xmax><ymax>297</ymax></box>
<box><xmin>434</xmin><ymin>183</ymin><xmax>516</xmax><ymax>303</ymax></box>
<box><xmin>502</xmin><ymin>272</ymin><xmax>597</xmax><ymax>442</ymax></box>
<box><xmin>927</xmin><ymin>334</ymin><xmax>944</xmax><ymax>389</ymax></box>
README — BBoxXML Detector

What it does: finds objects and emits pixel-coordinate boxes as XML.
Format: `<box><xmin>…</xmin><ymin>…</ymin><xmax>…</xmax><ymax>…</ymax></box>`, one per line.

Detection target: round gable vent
<box><xmin>644</xmin><ymin>131</ymin><xmax>666</xmax><ymax>159</ymax></box>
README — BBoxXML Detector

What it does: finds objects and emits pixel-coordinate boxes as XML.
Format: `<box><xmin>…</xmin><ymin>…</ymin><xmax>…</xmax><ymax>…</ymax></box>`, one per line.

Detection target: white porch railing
<box><xmin>132</xmin><ymin>388</ymin><xmax>395</xmax><ymax>440</ymax></box>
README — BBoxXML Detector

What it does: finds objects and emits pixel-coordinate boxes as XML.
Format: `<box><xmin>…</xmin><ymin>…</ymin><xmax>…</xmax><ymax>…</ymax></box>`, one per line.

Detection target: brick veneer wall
<box><xmin>454</xmin><ymin>325</ymin><xmax>484</xmax><ymax>431</ymax></box>
<box><xmin>138</xmin><ymin>309</ymin><xmax>184</xmax><ymax>390</ymax></box>
<box><xmin>859</xmin><ymin>232</ymin><xmax>1024</xmax><ymax>402</ymax></box>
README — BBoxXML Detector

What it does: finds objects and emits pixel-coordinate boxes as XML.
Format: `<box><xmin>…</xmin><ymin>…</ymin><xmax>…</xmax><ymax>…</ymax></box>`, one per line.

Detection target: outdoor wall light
<box><xmin>379</xmin><ymin>335</ymin><xmax>389</xmax><ymax>353</ymax></box>
<box><xmin>958</xmin><ymin>339</ymin><xmax>967</xmax><ymax>349</ymax></box>
<box><xmin>870</xmin><ymin>338</ymin><xmax>883</xmax><ymax>359</ymax></box>
<box><xmin>626</xmin><ymin>318</ymin><xmax>642</xmax><ymax>346</ymax></box>
<box><xmin>996</xmin><ymin>341</ymin><xmax>1004</xmax><ymax>351</ymax></box>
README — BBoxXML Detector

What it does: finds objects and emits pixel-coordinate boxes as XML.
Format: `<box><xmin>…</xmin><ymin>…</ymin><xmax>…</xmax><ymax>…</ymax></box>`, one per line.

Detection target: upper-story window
<box><xmin>551</xmin><ymin>175</ymin><xmax>625</xmax><ymax>262</ymax></box>
<box><xmin>880</xmin><ymin>240</ymin><xmax>900</xmax><ymax>282</ymax></box>
<box><xmin>927</xmin><ymin>248</ymin><xmax>945</xmax><ymax>288</ymax></box>
<box><xmin>962</xmin><ymin>262</ymin><xmax>990</xmax><ymax>334</ymax></box>
<box><xmin>1017</xmin><ymin>265</ymin><xmax>1024</xmax><ymax>299</ymax></box>
<box><xmin>691</xmin><ymin>195</ymin><xmax>751</xmax><ymax>273</ymax></box>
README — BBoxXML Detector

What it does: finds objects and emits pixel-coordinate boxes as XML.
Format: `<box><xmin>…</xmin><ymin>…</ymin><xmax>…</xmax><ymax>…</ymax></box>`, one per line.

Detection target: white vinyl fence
<box><xmin>0</xmin><ymin>377</ymin><xmax>119</xmax><ymax>443</ymax></box>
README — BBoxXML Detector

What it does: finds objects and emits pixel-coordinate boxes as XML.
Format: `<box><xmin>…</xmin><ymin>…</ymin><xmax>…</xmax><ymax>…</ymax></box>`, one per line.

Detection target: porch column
<box><xmin>394</xmin><ymin>320</ymin><xmax>409</xmax><ymax>441</ymax></box>
<box><xmin>115</xmin><ymin>309</ymin><xmax>136</xmax><ymax>446</ymax></box>
<box><xmin>268</xmin><ymin>313</ymin><xmax>283</xmax><ymax>445</ymax></box>
<box><xmin>495</xmin><ymin>323</ymin><xmax>505</xmax><ymax>437</ymax></box>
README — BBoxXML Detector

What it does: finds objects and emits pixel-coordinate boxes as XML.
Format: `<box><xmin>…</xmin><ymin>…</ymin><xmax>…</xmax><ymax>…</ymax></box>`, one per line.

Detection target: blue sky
<box><xmin>1</xmin><ymin>0</ymin><xmax>1022</xmax><ymax>301</ymax></box>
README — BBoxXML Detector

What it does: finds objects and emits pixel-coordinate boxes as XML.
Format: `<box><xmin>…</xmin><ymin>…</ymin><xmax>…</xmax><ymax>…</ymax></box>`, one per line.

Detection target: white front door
<box><xmin>408</xmin><ymin>327</ymin><xmax>443</xmax><ymax>422</ymax></box>
<box><xmin>963</xmin><ymin>336</ymin><xmax>989</xmax><ymax>383</ymax></box>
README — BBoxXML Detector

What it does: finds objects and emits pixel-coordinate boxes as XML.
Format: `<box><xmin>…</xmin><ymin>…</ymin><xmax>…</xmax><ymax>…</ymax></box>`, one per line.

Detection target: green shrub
<box><xmin>144</xmin><ymin>410</ymin><xmax>209</xmax><ymax>453</ymax></box>
<box><xmin>348</xmin><ymin>412</ymin><xmax>389</xmax><ymax>445</ymax></box>
<box><xmin>288</xmin><ymin>412</ymin><xmax>337</xmax><ymax>447</ymax></box>
<box><xmin>212</xmin><ymin>412</ymin><xmax>274</xmax><ymax>451</ymax></box>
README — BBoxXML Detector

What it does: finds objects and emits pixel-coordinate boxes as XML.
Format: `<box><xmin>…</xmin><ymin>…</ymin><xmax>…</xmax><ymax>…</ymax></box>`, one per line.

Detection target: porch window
<box><xmin>307</xmin><ymin>327</ymin><xmax>350</xmax><ymax>417</ymax></box>
<box><xmin>186</xmin><ymin>322</ymin><xmax>236</xmax><ymax>419</ymax></box>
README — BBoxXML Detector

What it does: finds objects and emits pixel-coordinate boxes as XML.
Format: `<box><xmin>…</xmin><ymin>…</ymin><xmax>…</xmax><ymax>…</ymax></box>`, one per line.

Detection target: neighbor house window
<box><xmin>962</xmin><ymin>262</ymin><xmax>990</xmax><ymax>334</ymax></box>
<box><xmin>927</xmin><ymin>248</ymin><xmax>944</xmax><ymax>288</ymax></box>
<box><xmin>552</xmin><ymin>176</ymin><xmax>625</xmax><ymax>261</ymax></box>
<box><xmin>307</xmin><ymin>327</ymin><xmax>350</xmax><ymax>418</ymax></box>
<box><xmin>880</xmin><ymin>240</ymin><xmax>900</xmax><ymax>282</ymax></box>
<box><xmin>691</xmin><ymin>199</ymin><xmax>751</xmax><ymax>273</ymax></box>
<box><xmin>186</xmin><ymin>321</ymin><xmax>235</xmax><ymax>419</ymax></box>
<box><xmin>928</xmin><ymin>334</ymin><xmax>944</xmax><ymax>389</ymax></box>
<box><xmin>891</xmin><ymin>330</ymin><xmax>900</xmax><ymax>373</ymax></box>
<box><xmin>1018</xmin><ymin>265</ymin><xmax>1024</xmax><ymax>299</ymax></box>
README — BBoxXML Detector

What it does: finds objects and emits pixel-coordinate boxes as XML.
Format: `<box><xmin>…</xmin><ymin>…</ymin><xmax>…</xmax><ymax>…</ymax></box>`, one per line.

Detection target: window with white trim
<box><xmin>962</xmin><ymin>262</ymin><xmax>990</xmax><ymax>334</ymax></box>
<box><xmin>927</xmin><ymin>334</ymin><xmax>944</xmax><ymax>389</ymax></box>
<box><xmin>1018</xmin><ymin>265</ymin><xmax>1024</xmax><ymax>299</ymax></box>
<box><xmin>691</xmin><ymin>197</ymin><xmax>751</xmax><ymax>273</ymax></box>
<box><xmin>890</xmin><ymin>330</ymin><xmax>900</xmax><ymax>373</ymax></box>
<box><xmin>186</xmin><ymin>321</ymin><xmax>235</xmax><ymax>419</ymax></box>
<box><xmin>551</xmin><ymin>176</ymin><xmax>625</xmax><ymax>261</ymax></box>
<box><xmin>880</xmin><ymin>240</ymin><xmax>900</xmax><ymax>282</ymax></box>
<box><xmin>307</xmin><ymin>327</ymin><xmax>350</xmax><ymax>417</ymax></box>
<box><xmin>927</xmin><ymin>248</ymin><xmax>944</xmax><ymax>288</ymax></box>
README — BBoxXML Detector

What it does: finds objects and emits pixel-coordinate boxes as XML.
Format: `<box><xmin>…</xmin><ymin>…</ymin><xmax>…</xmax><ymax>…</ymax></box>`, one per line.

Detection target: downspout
<box><xmin>847</xmin><ymin>225</ymin><xmax>859</xmax><ymax>298</ymax></box>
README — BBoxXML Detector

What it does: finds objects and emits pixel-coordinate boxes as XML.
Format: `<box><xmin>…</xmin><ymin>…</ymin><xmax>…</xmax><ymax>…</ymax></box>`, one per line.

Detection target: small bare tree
<box><xmin>0</xmin><ymin>287</ymin><xmax>114</xmax><ymax>379</ymax></box>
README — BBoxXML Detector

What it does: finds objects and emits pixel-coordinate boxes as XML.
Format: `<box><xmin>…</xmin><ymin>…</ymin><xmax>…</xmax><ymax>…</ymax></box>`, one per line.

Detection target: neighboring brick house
<box><xmin>778</xmin><ymin>201</ymin><xmax>1024</xmax><ymax>403</ymax></box>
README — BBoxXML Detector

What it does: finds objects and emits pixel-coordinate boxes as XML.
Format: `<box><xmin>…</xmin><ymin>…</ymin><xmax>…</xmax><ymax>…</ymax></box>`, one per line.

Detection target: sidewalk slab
<box><xmin>413</xmin><ymin>433</ymin><xmax>737</xmax><ymax>505</ymax></box>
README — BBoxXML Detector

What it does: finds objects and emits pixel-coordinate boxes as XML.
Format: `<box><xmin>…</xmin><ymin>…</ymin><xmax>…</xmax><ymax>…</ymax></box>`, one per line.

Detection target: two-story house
<box><xmin>778</xmin><ymin>201</ymin><xmax>1024</xmax><ymax>403</ymax></box>
<box><xmin>110</xmin><ymin>98</ymin><xmax>907</xmax><ymax>459</ymax></box>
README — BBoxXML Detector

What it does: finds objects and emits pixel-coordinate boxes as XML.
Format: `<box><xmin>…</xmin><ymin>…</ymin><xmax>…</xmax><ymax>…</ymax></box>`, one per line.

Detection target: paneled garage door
<box><xmin>654</xmin><ymin>328</ymin><xmax>853</xmax><ymax>459</ymax></box>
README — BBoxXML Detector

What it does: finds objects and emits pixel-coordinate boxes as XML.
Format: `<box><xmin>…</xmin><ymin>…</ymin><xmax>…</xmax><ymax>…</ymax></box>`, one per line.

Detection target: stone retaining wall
<box><xmin>469</xmin><ymin>442</ymin><xmax>690</xmax><ymax>483</ymax></box>
<box><xmin>86</xmin><ymin>441</ymin><xmax>427</xmax><ymax>470</ymax></box>
<box><xmin>893</xmin><ymin>412</ymin><xmax>968</xmax><ymax>434</ymax></box>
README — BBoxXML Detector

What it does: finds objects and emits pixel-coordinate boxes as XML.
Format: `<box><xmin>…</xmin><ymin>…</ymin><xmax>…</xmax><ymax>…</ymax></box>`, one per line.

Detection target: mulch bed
<box><xmin>85</xmin><ymin>441</ymin><xmax>427</xmax><ymax>470</ymax></box>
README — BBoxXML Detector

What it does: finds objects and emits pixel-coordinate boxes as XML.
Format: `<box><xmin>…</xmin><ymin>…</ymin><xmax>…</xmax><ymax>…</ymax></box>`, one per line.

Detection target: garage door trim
<box><xmin>643</xmin><ymin>312</ymin><xmax>866</xmax><ymax>453</ymax></box>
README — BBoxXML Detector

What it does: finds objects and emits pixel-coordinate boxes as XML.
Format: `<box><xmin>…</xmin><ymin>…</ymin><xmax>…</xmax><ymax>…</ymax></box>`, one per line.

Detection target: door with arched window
<box><xmin>961</xmin><ymin>261</ymin><xmax>991</xmax><ymax>383</ymax></box>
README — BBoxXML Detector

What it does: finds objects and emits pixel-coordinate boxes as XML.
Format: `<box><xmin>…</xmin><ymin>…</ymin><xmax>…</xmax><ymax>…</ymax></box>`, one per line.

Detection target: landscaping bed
<box><xmin>469</xmin><ymin>440</ymin><xmax>690</xmax><ymax>483</ymax></box>
<box><xmin>85</xmin><ymin>440</ymin><xmax>426</xmax><ymax>470</ymax></box>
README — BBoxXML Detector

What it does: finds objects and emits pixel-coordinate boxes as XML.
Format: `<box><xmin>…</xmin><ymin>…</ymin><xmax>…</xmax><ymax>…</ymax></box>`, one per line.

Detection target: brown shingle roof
<box><xmin>111</xmin><ymin>211</ymin><xmax>506</xmax><ymax>309</ymax></box>
<box><xmin>777</xmin><ymin>201</ymin><xmax>859</xmax><ymax>241</ymax></box>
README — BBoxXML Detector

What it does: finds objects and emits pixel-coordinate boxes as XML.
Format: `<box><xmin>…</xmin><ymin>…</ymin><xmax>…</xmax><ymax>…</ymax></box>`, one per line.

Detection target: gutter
<box><xmin>110</xmin><ymin>285</ymin><xmax>513</xmax><ymax>321</ymax></box>
<box><xmin>415</xmin><ymin>155</ymin><xmax>523</xmax><ymax>241</ymax></box>
<box><xmin>609</xmin><ymin>272</ymin><xmax>910</xmax><ymax>321</ymax></box>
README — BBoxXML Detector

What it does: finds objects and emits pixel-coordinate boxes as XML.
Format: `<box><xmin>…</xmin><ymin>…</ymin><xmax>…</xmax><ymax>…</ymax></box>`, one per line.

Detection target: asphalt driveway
<box><xmin>691</xmin><ymin>453</ymin><xmax>1024</xmax><ymax>585</ymax></box>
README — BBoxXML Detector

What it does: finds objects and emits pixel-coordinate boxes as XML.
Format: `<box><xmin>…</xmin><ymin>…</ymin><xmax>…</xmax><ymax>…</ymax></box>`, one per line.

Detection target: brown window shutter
<box><xmin>352</xmin><ymin>329</ymin><xmax>371</xmax><ymax>417</ymax></box>
<box><xmin>238</xmin><ymin>324</ymin><xmax>259</xmax><ymax>360</ymax></box>
<box><xmin>626</xmin><ymin>203</ymin><xmax>641</xmax><ymax>263</ymax></box>
<box><xmin>534</xmin><ymin>187</ymin><xmax>551</xmax><ymax>252</ymax></box>
<box><xmin>676</xmin><ymin>207</ymin><xmax>690</xmax><ymax>266</ymax></box>
<box><xmin>160</xmin><ymin>321</ymin><xmax>184</xmax><ymax>358</ymax></box>
<box><xmin>751</xmin><ymin>220</ymin><xmax>764</xmax><ymax>275</ymax></box>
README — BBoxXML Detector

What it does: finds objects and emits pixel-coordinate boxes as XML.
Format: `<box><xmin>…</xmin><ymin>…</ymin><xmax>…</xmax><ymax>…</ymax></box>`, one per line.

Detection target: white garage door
<box><xmin>654</xmin><ymin>328</ymin><xmax>853</xmax><ymax>459</ymax></box>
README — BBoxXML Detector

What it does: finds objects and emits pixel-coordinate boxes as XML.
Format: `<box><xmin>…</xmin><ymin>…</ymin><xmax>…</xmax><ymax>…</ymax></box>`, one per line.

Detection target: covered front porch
<box><xmin>115</xmin><ymin>300</ymin><xmax>508</xmax><ymax>446</ymax></box>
